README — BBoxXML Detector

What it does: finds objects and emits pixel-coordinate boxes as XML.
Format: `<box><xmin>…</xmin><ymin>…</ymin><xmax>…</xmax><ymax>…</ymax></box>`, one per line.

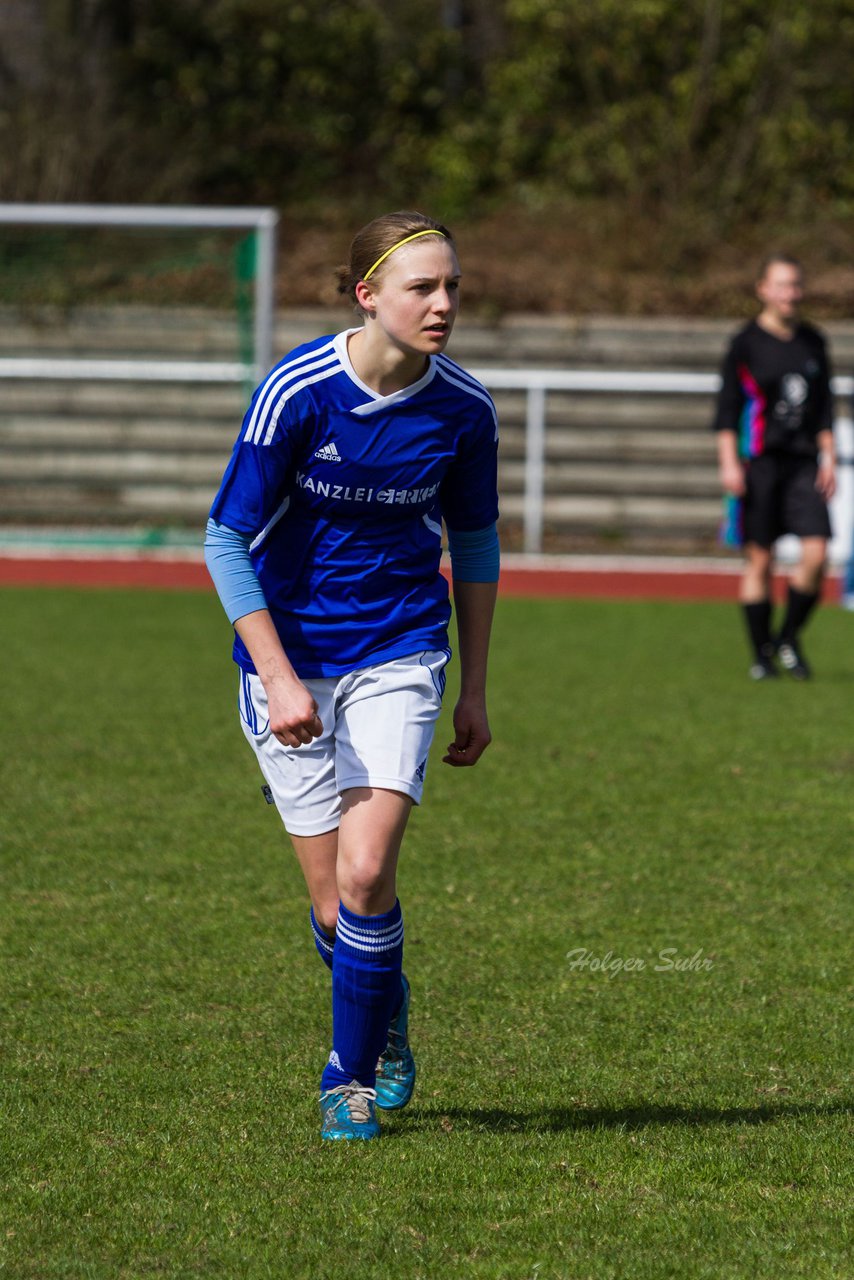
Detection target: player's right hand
<box><xmin>268</xmin><ymin>681</ymin><xmax>323</xmax><ymax>748</ymax></box>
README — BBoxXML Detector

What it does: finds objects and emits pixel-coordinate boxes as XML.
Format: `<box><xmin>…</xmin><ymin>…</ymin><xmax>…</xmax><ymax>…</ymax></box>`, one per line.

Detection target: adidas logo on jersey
<box><xmin>314</xmin><ymin>441</ymin><xmax>342</xmax><ymax>462</ymax></box>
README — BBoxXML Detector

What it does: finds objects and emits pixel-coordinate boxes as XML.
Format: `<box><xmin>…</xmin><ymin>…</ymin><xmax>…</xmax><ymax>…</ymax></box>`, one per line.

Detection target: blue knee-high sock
<box><xmin>320</xmin><ymin>899</ymin><xmax>403</xmax><ymax>1092</ymax></box>
<box><xmin>310</xmin><ymin>907</ymin><xmax>335</xmax><ymax>972</ymax></box>
<box><xmin>311</xmin><ymin>907</ymin><xmax>406</xmax><ymax>1011</ymax></box>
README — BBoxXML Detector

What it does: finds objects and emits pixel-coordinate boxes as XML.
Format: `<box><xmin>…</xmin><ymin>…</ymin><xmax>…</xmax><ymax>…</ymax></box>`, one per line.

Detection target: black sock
<box><xmin>778</xmin><ymin>587</ymin><xmax>819</xmax><ymax>645</ymax></box>
<box><xmin>742</xmin><ymin>600</ymin><xmax>773</xmax><ymax>661</ymax></box>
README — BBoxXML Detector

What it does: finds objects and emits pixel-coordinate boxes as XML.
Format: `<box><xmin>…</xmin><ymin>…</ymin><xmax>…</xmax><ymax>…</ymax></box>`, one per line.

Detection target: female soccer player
<box><xmin>204</xmin><ymin>211</ymin><xmax>499</xmax><ymax>1140</ymax></box>
<box><xmin>714</xmin><ymin>253</ymin><xmax>836</xmax><ymax>679</ymax></box>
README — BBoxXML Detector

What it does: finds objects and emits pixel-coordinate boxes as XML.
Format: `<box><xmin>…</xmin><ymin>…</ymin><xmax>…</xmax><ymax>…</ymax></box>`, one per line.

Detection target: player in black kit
<box><xmin>713</xmin><ymin>254</ymin><xmax>836</xmax><ymax>679</ymax></box>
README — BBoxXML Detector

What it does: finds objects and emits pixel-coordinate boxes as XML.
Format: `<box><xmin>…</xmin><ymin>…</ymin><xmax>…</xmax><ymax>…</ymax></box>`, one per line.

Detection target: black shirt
<box><xmin>713</xmin><ymin>320</ymin><xmax>833</xmax><ymax>458</ymax></box>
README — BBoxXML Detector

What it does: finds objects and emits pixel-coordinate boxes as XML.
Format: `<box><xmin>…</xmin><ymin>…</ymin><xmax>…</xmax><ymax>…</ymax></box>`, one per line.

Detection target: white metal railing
<box><xmin>0</xmin><ymin>358</ymin><xmax>247</xmax><ymax>382</ymax></box>
<box><xmin>467</xmin><ymin>369</ymin><xmax>854</xmax><ymax>557</ymax></box>
<box><xmin>0</xmin><ymin>348</ymin><xmax>851</xmax><ymax>560</ymax></box>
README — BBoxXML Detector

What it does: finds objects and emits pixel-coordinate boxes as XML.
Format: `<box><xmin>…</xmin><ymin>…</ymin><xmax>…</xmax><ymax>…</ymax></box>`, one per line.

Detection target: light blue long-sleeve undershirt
<box><xmin>203</xmin><ymin>520</ymin><xmax>266</xmax><ymax>624</ymax></box>
<box><xmin>203</xmin><ymin>517</ymin><xmax>500</xmax><ymax>625</ymax></box>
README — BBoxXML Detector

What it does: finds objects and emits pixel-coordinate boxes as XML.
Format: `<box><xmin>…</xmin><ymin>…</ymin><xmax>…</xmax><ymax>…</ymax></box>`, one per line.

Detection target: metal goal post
<box><xmin>0</xmin><ymin>203</ymin><xmax>278</xmax><ymax>380</ymax></box>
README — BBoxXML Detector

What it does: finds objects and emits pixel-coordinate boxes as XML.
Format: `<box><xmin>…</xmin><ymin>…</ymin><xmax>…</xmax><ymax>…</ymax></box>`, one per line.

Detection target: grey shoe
<box><xmin>777</xmin><ymin>641</ymin><xmax>811</xmax><ymax>680</ymax></box>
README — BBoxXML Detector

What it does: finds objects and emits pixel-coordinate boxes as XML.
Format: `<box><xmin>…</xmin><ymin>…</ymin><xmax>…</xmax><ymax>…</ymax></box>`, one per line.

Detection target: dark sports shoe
<box><xmin>749</xmin><ymin>655</ymin><xmax>779</xmax><ymax>680</ymax></box>
<box><xmin>776</xmin><ymin>641</ymin><xmax>811</xmax><ymax>680</ymax></box>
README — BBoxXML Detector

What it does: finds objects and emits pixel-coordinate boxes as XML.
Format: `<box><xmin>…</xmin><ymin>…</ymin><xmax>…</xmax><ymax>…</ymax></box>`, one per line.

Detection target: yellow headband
<box><xmin>363</xmin><ymin>230</ymin><xmax>447</xmax><ymax>282</ymax></box>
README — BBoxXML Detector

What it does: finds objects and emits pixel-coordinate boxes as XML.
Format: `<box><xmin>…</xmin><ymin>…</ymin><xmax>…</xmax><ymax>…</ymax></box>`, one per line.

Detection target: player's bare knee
<box><xmin>314</xmin><ymin>903</ymin><xmax>339</xmax><ymax>936</ymax></box>
<box><xmin>338</xmin><ymin>857</ymin><xmax>396</xmax><ymax>915</ymax></box>
<box><xmin>802</xmin><ymin>546</ymin><xmax>826</xmax><ymax>574</ymax></box>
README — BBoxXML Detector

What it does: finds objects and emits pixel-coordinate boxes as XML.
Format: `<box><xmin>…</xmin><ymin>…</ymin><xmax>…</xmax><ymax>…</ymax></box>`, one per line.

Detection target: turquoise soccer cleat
<box><xmin>319</xmin><ymin>1081</ymin><xmax>380</xmax><ymax>1141</ymax></box>
<box><xmin>375</xmin><ymin>972</ymin><xmax>416</xmax><ymax>1111</ymax></box>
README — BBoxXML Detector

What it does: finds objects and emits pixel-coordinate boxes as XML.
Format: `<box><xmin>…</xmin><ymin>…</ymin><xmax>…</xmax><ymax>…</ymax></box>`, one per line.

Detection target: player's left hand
<box><xmin>816</xmin><ymin>461</ymin><xmax>836</xmax><ymax>501</ymax></box>
<box><xmin>443</xmin><ymin>695</ymin><xmax>492</xmax><ymax>767</ymax></box>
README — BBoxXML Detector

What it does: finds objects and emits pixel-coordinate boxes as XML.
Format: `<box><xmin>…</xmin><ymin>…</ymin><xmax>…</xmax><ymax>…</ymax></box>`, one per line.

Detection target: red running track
<box><xmin>0</xmin><ymin>553</ymin><xmax>843</xmax><ymax>602</ymax></box>
<box><xmin>0</xmin><ymin>554</ymin><xmax>756</xmax><ymax>601</ymax></box>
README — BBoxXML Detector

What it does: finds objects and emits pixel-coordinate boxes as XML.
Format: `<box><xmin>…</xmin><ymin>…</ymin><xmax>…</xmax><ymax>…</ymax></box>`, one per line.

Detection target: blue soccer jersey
<box><xmin>209</xmin><ymin>329</ymin><xmax>499</xmax><ymax>678</ymax></box>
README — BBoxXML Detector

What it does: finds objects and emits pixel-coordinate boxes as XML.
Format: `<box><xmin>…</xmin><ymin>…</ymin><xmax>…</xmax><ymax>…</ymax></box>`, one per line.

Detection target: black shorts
<box><xmin>743</xmin><ymin>453</ymin><xmax>832</xmax><ymax>548</ymax></box>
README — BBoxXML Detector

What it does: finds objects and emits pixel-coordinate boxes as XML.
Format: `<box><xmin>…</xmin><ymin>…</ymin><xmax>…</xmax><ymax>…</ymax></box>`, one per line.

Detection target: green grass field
<box><xmin>1</xmin><ymin>587</ymin><xmax>851</xmax><ymax>1279</ymax></box>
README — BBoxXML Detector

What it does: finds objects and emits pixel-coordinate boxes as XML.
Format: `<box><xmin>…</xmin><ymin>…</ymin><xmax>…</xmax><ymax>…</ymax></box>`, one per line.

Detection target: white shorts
<box><xmin>238</xmin><ymin>649</ymin><xmax>451</xmax><ymax>837</ymax></box>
